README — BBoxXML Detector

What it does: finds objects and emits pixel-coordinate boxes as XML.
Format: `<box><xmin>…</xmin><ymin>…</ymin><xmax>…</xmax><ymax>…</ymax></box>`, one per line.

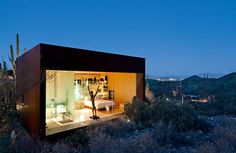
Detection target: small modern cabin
<box><xmin>16</xmin><ymin>44</ymin><xmax>145</xmax><ymax>139</ymax></box>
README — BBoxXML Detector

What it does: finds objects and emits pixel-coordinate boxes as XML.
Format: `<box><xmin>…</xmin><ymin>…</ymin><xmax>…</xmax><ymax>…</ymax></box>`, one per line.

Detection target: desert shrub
<box><xmin>0</xmin><ymin>69</ymin><xmax>23</xmax><ymax>153</ymax></box>
<box><xmin>88</xmin><ymin>131</ymin><xmax>159</xmax><ymax>153</ymax></box>
<box><xmin>63</xmin><ymin>128</ymin><xmax>89</xmax><ymax>147</ymax></box>
<box><xmin>37</xmin><ymin>140</ymin><xmax>85</xmax><ymax>153</ymax></box>
<box><xmin>88</xmin><ymin>132</ymin><xmax>118</xmax><ymax>153</ymax></box>
<box><xmin>151</xmin><ymin>122</ymin><xmax>191</xmax><ymax>147</ymax></box>
<box><xmin>125</xmin><ymin>96</ymin><xmax>152</xmax><ymax>127</ymax></box>
<box><xmin>87</xmin><ymin>118</ymin><xmax>160</xmax><ymax>153</ymax></box>
<box><xmin>0</xmin><ymin>132</ymin><xmax>27</xmax><ymax>153</ymax></box>
<box><xmin>157</xmin><ymin>101</ymin><xmax>211</xmax><ymax>132</ymax></box>
<box><xmin>88</xmin><ymin>121</ymin><xmax>200</xmax><ymax>153</ymax></box>
<box><xmin>51</xmin><ymin>142</ymin><xmax>72</xmax><ymax>153</ymax></box>
<box><xmin>205</xmin><ymin>115</ymin><xmax>236</xmax><ymax>129</ymax></box>
<box><xmin>213</xmin><ymin>92</ymin><xmax>236</xmax><ymax>115</ymax></box>
<box><xmin>0</xmin><ymin>69</ymin><xmax>16</xmax><ymax>127</ymax></box>
<box><xmin>37</xmin><ymin>141</ymin><xmax>54</xmax><ymax>153</ymax></box>
<box><xmin>197</xmin><ymin>116</ymin><xmax>236</xmax><ymax>153</ymax></box>
<box><xmin>122</xmin><ymin>133</ymin><xmax>158</xmax><ymax>153</ymax></box>
<box><xmin>194</xmin><ymin>92</ymin><xmax>236</xmax><ymax>116</ymax></box>
<box><xmin>95</xmin><ymin>119</ymin><xmax>136</xmax><ymax>138</ymax></box>
<box><xmin>88</xmin><ymin>119</ymin><xmax>136</xmax><ymax>139</ymax></box>
<box><xmin>0</xmin><ymin>133</ymin><xmax>10</xmax><ymax>153</ymax></box>
<box><xmin>209</xmin><ymin>92</ymin><xmax>235</xmax><ymax>116</ymax></box>
<box><xmin>0</xmin><ymin>121</ymin><xmax>35</xmax><ymax>153</ymax></box>
<box><xmin>197</xmin><ymin>126</ymin><xmax>236</xmax><ymax>153</ymax></box>
<box><xmin>197</xmin><ymin>143</ymin><xmax>216</xmax><ymax>153</ymax></box>
<box><xmin>125</xmin><ymin>97</ymin><xmax>211</xmax><ymax>132</ymax></box>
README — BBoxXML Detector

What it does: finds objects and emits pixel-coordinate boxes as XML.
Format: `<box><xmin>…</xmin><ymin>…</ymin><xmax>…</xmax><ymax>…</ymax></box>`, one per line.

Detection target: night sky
<box><xmin>1</xmin><ymin>0</ymin><xmax>236</xmax><ymax>77</ymax></box>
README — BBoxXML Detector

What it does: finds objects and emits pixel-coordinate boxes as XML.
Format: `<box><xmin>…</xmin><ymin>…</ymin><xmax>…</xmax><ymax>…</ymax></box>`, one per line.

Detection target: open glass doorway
<box><xmin>45</xmin><ymin>70</ymin><xmax>140</xmax><ymax>135</ymax></box>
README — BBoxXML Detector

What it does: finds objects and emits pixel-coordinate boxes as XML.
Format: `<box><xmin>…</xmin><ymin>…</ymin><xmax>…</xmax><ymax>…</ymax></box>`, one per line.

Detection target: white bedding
<box><xmin>84</xmin><ymin>99</ymin><xmax>115</xmax><ymax>109</ymax></box>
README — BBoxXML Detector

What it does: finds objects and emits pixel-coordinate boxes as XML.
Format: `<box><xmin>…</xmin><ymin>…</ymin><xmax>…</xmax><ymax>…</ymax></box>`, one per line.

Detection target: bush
<box><xmin>125</xmin><ymin>97</ymin><xmax>211</xmax><ymax>132</ymax></box>
<box><xmin>88</xmin><ymin>130</ymin><xmax>159</xmax><ymax>153</ymax></box>
<box><xmin>0</xmin><ymin>121</ymin><xmax>36</xmax><ymax>153</ymax></box>
<box><xmin>0</xmin><ymin>69</ymin><xmax>16</xmax><ymax>127</ymax></box>
<box><xmin>88</xmin><ymin>119</ymin><xmax>136</xmax><ymax>139</ymax></box>
<box><xmin>151</xmin><ymin>122</ymin><xmax>188</xmax><ymax>147</ymax></box>
<box><xmin>124</xmin><ymin>97</ymin><xmax>152</xmax><ymax>128</ymax></box>
<box><xmin>63</xmin><ymin>128</ymin><xmax>89</xmax><ymax>147</ymax></box>
<box><xmin>194</xmin><ymin>93</ymin><xmax>236</xmax><ymax>116</ymax></box>
<box><xmin>0</xmin><ymin>132</ymin><xmax>29</xmax><ymax>153</ymax></box>
<box><xmin>197</xmin><ymin>127</ymin><xmax>236</xmax><ymax>153</ymax></box>
<box><xmin>87</xmin><ymin>121</ymin><xmax>198</xmax><ymax>153</ymax></box>
<box><xmin>51</xmin><ymin>142</ymin><xmax>72</xmax><ymax>153</ymax></box>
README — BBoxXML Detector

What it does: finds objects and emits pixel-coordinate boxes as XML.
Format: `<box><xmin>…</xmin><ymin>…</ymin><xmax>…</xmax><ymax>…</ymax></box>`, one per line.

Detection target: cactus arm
<box><xmin>3</xmin><ymin>61</ymin><xmax>7</xmax><ymax>70</ymax></box>
<box><xmin>9</xmin><ymin>44</ymin><xmax>16</xmax><ymax>78</ymax></box>
<box><xmin>8</xmin><ymin>34</ymin><xmax>22</xmax><ymax>79</ymax></box>
<box><xmin>10</xmin><ymin>45</ymin><xmax>15</xmax><ymax>62</ymax></box>
<box><xmin>16</xmin><ymin>34</ymin><xmax>20</xmax><ymax>57</ymax></box>
<box><xmin>9</xmin><ymin>55</ymin><xmax>16</xmax><ymax>77</ymax></box>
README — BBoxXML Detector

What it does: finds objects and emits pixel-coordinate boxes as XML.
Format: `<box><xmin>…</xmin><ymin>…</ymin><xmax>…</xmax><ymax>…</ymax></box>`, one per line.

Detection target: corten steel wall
<box><xmin>17</xmin><ymin>43</ymin><xmax>145</xmax><ymax>139</ymax></box>
<box><xmin>16</xmin><ymin>45</ymin><xmax>42</xmax><ymax>139</ymax></box>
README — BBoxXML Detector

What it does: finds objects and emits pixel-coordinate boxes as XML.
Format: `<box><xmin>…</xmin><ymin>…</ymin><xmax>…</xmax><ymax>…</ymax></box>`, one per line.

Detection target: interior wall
<box><xmin>58</xmin><ymin>71</ymin><xmax>75</xmax><ymax>115</ymax></box>
<box><xmin>108</xmin><ymin>72</ymin><xmax>136</xmax><ymax>106</ymax></box>
<box><xmin>46</xmin><ymin>71</ymin><xmax>140</xmax><ymax>111</ymax></box>
<box><xmin>46</xmin><ymin>71</ymin><xmax>75</xmax><ymax>118</ymax></box>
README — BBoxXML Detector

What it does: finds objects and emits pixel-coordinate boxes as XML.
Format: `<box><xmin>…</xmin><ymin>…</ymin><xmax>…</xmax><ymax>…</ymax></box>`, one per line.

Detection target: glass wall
<box><xmin>46</xmin><ymin>70</ymin><xmax>75</xmax><ymax>125</ymax></box>
<box><xmin>45</xmin><ymin>70</ymin><xmax>139</xmax><ymax>135</ymax></box>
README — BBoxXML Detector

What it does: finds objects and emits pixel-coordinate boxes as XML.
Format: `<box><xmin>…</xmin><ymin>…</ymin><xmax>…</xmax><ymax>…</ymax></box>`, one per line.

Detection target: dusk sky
<box><xmin>1</xmin><ymin>0</ymin><xmax>236</xmax><ymax>77</ymax></box>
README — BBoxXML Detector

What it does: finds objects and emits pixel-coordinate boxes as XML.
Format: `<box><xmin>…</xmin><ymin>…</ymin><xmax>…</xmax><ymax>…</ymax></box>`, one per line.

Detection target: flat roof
<box><xmin>39</xmin><ymin>43</ymin><xmax>145</xmax><ymax>60</ymax></box>
<box><xmin>17</xmin><ymin>43</ymin><xmax>145</xmax><ymax>73</ymax></box>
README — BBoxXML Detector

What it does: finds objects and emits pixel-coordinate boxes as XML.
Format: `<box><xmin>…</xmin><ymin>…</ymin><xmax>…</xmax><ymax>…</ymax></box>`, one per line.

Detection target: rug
<box><xmin>58</xmin><ymin>119</ymin><xmax>74</xmax><ymax>124</ymax></box>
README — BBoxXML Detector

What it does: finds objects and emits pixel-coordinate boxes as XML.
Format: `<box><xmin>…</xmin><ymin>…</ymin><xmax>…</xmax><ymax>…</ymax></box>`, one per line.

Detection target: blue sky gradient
<box><xmin>1</xmin><ymin>0</ymin><xmax>236</xmax><ymax>76</ymax></box>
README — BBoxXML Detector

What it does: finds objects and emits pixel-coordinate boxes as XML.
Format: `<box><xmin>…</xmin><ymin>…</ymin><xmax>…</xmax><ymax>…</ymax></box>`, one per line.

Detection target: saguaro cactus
<box><xmin>3</xmin><ymin>61</ymin><xmax>6</xmax><ymax>70</ymax></box>
<box><xmin>0</xmin><ymin>61</ymin><xmax>7</xmax><ymax>70</ymax></box>
<box><xmin>9</xmin><ymin>34</ymin><xmax>21</xmax><ymax>78</ymax></box>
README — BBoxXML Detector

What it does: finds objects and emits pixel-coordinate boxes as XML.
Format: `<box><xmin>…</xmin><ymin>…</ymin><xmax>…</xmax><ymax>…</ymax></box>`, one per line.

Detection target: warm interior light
<box><xmin>45</xmin><ymin>70</ymin><xmax>139</xmax><ymax>136</ymax></box>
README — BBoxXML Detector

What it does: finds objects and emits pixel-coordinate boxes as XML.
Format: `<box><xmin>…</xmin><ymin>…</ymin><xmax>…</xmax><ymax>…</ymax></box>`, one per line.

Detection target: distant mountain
<box><xmin>196</xmin><ymin>73</ymin><xmax>225</xmax><ymax>78</ymax></box>
<box><xmin>218</xmin><ymin>72</ymin><xmax>236</xmax><ymax>81</ymax></box>
<box><xmin>182</xmin><ymin>75</ymin><xmax>203</xmax><ymax>82</ymax></box>
<box><xmin>217</xmin><ymin>72</ymin><xmax>236</xmax><ymax>92</ymax></box>
<box><xmin>147</xmin><ymin>72</ymin><xmax>236</xmax><ymax>97</ymax></box>
<box><xmin>147</xmin><ymin>74</ymin><xmax>186</xmax><ymax>80</ymax></box>
<box><xmin>148</xmin><ymin>73</ymin><xmax>226</xmax><ymax>80</ymax></box>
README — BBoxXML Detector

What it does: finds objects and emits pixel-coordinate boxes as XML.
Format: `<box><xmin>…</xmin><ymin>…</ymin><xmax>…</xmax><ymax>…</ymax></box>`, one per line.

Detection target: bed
<box><xmin>84</xmin><ymin>98</ymin><xmax>115</xmax><ymax>109</ymax></box>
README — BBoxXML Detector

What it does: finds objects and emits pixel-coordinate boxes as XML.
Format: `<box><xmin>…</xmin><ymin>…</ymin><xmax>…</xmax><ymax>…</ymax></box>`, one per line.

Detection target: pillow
<box><xmin>102</xmin><ymin>93</ymin><xmax>109</xmax><ymax>99</ymax></box>
<box><xmin>95</xmin><ymin>94</ymin><xmax>103</xmax><ymax>100</ymax></box>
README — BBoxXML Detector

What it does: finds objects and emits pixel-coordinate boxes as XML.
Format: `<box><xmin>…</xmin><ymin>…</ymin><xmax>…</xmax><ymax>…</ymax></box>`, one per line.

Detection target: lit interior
<box><xmin>45</xmin><ymin>70</ymin><xmax>139</xmax><ymax>135</ymax></box>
